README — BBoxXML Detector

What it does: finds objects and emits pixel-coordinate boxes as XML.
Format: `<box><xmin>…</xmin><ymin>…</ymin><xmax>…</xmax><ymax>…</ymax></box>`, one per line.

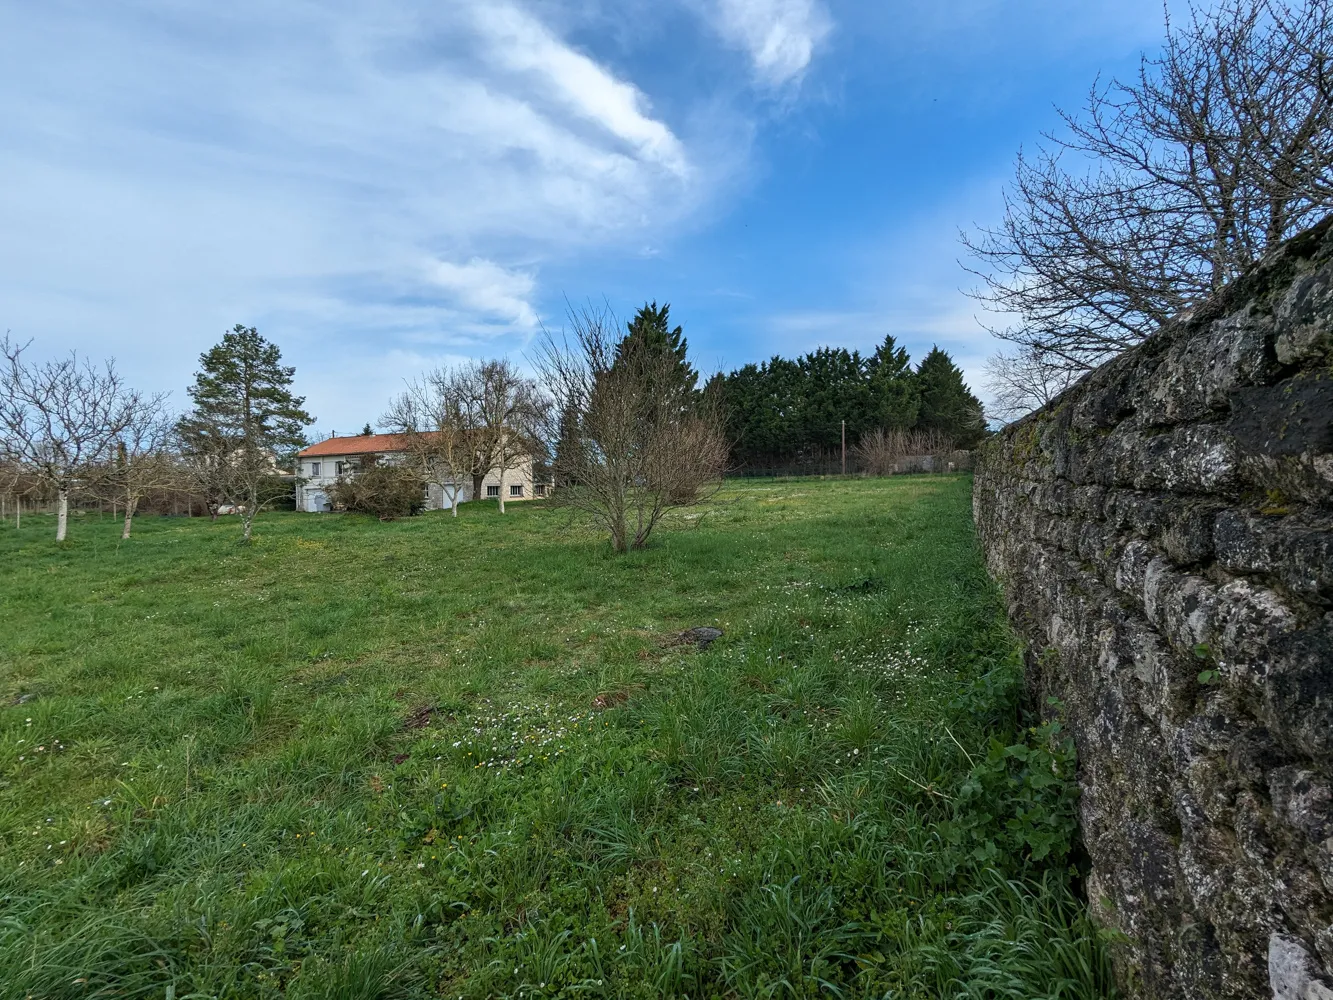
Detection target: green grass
<box><xmin>0</xmin><ymin>477</ymin><xmax>1116</xmax><ymax>999</ymax></box>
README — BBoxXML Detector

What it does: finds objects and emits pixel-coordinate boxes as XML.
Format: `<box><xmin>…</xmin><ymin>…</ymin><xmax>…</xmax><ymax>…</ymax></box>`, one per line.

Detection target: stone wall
<box><xmin>974</xmin><ymin>219</ymin><xmax>1333</xmax><ymax>999</ymax></box>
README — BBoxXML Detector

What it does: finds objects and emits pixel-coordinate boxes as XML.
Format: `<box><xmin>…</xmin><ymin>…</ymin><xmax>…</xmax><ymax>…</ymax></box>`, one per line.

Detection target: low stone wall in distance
<box><xmin>974</xmin><ymin>219</ymin><xmax>1333</xmax><ymax>999</ymax></box>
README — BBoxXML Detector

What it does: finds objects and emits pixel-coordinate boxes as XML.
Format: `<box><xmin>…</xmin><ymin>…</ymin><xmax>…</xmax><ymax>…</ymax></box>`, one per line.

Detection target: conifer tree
<box><xmin>177</xmin><ymin>324</ymin><xmax>312</xmax><ymax>541</ymax></box>
<box><xmin>617</xmin><ymin>302</ymin><xmax>698</xmax><ymax>403</ymax></box>
<box><xmin>867</xmin><ymin>334</ymin><xmax>919</xmax><ymax>430</ymax></box>
<box><xmin>914</xmin><ymin>347</ymin><xmax>985</xmax><ymax>448</ymax></box>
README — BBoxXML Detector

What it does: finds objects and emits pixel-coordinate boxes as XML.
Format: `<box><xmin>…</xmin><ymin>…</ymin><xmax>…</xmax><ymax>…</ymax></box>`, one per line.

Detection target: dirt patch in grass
<box><xmin>660</xmin><ymin>626</ymin><xmax>724</xmax><ymax>650</ymax></box>
<box><xmin>401</xmin><ymin>705</ymin><xmax>441</xmax><ymax>730</ymax></box>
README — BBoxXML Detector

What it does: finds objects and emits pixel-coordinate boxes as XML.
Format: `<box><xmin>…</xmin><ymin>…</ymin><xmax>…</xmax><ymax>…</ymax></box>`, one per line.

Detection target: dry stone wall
<box><xmin>974</xmin><ymin>219</ymin><xmax>1333</xmax><ymax>999</ymax></box>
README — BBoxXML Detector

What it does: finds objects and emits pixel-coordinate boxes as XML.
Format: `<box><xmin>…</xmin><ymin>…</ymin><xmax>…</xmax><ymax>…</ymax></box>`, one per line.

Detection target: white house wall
<box><xmin>294</xmin><ymin>451</ymin><xmax>544</xmax><ymax>512</ymax></box>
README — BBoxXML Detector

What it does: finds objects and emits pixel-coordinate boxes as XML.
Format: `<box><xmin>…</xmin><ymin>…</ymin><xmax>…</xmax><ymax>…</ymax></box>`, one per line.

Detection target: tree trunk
<box><xmin>497</xmin><ymin>472</ymin><xmax>505</xmax><ymax>514</ymax></box>
<box><xmin>472</xmin><ymin>473</ymin><xmax>484</xmax><ymax>504</ymax></box>
<box><xmin>121</xmin><ymin>495</ymin><xmax>136</xmax><ymax>540</ymax></box>
<box><xmin>447</xmin><ymin>485</ymin><xmax>460</xmax><ymax>517</ymax></box>
<box><xmin>56</xmin><ymin>488</ymin><xmax>69</xmax><ymax>541</ymax></box>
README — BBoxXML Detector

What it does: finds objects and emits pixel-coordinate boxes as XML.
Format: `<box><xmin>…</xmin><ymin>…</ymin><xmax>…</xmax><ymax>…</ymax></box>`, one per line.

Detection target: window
<box><xmin>336</xmin><ymin>461</ymin><xmax>348</xmax><ymax>475</ymax></box>
<box><xmin>510</xmin><ymin>484</ymin><xmax>523</xmax><ymax>497</ymax></box>
<box><xmin>309</xmin><ymin>462</ymin><xmax>320</xmax><ymax>476</ymax></box>
<box><xmin>534</xmin><ymin>483</ymin><xmax>548</xmax><ymax>497</ymax></box>
<box><xmin>486</xmin><ymin>484</ymin><xmax>500</xmax><ymax>497</ymax></box>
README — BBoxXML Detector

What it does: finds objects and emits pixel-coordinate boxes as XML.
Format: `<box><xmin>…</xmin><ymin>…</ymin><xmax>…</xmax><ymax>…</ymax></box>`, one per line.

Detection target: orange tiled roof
<box><xmin>298</xmin><ymin>433</ymin><xmax>421</xmax><ymax>457</ymax></box>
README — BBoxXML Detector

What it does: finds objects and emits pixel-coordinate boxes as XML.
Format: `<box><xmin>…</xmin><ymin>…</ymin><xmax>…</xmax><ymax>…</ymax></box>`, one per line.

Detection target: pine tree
<box><xmin>914</xmin><ymin>346</ymin><xmax>985</xmax><ymax>448</ymax></box>
<box><xmin>178</xmin><ymin>324</ymin><xmax>312</xmax><ymax>540</ymax></box>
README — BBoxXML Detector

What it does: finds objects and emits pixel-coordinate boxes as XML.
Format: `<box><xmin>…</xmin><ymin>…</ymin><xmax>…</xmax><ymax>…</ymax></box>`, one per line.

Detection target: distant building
<box><xmin>294</xmin><ymin>432</ymin><xmax>548</xmax><ymax>513</ymax></box>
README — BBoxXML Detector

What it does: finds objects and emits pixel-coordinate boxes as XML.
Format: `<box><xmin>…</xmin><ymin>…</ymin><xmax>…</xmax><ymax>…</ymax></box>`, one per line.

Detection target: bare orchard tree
<box><xmin>983</xmin><ymin>346</ymin><xmax>1085</xmax><ymax>423</ymax></box>
<box><xmin>176</xmin><ymin>416</ymin><xmax>241</xmax><ymax>521</ymax></box>
<box><xmin>964</xmin><ymin>0</ymin><xmax>1333</xmax><ymax>372</ymax></box>
<box><xmin>475</xmin><ymin>360</ymin><xmax>548</xmax><ymax>514</ymax></box>
<box><xmin>101</xmin><ymin>393</ymin><xmax>176</xmax><ymax>539</ymax></box>
<box><xmin>439</xmin><ymin>359</ymin><xmax>548</xmax><ymax>510</ymax></box>
<box><xmin>0</xmin><ymin>456</ymin><xmax>23</xmax><ymax>528</ymax></box>
<box><xmin>535</xmin><ymin>305</ymin><xmax>728</xmax><ymax>552</ymax></box>
<box><xmin>0</xmin><ymin>336</ymin><xmax>139</xmax><ymax>541</ymax></box>
<box><xmin>381</xmin><ymin>381</ymin><xmax>471</xmax><ymax>516</ymax></box>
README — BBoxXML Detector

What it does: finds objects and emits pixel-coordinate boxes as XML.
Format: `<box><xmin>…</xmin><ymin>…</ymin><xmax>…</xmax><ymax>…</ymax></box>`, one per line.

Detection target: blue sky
<box><xmin>1</xmin><ymin>0</ymin><xmax>1169</xmax><ymax>432</ymax></box>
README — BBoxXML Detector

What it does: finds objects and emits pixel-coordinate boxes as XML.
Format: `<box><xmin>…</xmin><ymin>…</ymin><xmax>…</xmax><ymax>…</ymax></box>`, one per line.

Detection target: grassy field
<box><xmin>0</xmin><ymin>477</ymin><xmax>1115</xmax><ymax>999</ymax></box>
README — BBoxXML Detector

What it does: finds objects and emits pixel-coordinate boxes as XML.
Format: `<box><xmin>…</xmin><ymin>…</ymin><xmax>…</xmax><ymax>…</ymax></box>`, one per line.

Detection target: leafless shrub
<box><xmin>853</xmin><ymin>428</ymin><xmax>958</xmax><ymax>477</ymax></box>
<box><xmin>535</xmin><ymin>304</ymin><xmax>728</xmax><ymax>552</ymax></box>
<box><xmin>964</xmin><ymin>1</ymin><xmax>1333</xmax><ymax>372</ymax></box>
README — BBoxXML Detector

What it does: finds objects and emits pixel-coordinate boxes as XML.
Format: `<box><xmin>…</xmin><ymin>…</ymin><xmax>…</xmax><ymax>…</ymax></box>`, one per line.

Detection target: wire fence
<box><xmin>729</xmin><ymin>449</ymin><xmax>974</xmax><ymax>479</ymax></box>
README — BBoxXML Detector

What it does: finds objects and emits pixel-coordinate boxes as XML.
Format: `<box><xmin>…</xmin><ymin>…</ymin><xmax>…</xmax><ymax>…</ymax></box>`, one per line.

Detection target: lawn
<box><xmin>0</xmin><ymin>476</ymin><xmax>1115</xmax><ymax>999</ymax></box>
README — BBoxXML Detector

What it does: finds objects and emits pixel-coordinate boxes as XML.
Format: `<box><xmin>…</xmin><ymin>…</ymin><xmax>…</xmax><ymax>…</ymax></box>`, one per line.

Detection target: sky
<box><xmin>0</xmin><ymin>0</ymin><xmax>1172</xmax><ymax>433</ymax></box>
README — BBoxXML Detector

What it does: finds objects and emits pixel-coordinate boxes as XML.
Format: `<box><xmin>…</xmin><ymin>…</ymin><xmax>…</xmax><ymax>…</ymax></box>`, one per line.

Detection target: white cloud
<box><xmin>428</xmin><ymin>259</ymin><xmax>539</xmax><ymax>329</ymax></box>
<box><xmin>0</xmin><ymin>0</ymin><xmax>718</xmax><ymax>427</ymax></box>
<box><xmin>698</xmin><ymin>0</ymin><xmax>833</xmax><ymax>86</ymax></box>
<box><xmin>471</xmin><ymin>3</ymin><xmax>690</xmax><ymax>177</ymax></box>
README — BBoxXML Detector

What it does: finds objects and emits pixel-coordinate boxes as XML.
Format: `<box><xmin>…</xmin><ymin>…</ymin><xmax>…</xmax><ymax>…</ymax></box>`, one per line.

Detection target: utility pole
<box><xmin>841</xmin><ymin>420</ymin><xmax>846</xmax><ymax>476</ymax></box>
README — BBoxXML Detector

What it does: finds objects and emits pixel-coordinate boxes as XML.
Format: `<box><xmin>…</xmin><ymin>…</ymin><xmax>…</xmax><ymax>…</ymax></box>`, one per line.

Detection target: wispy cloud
<box><xmin>428</xmin><ymin>259</ymin><xmax>539</xmax><ymax>330</ymax></box>
<box><xmin>695</xmin><ymin>0</ymin><xmax>833</xmax><ymax>87</ymax></box>
<box><xmin>0</xmin><ymin>0</ymin><xmax>725</xmax><ymax>424</ymax></box>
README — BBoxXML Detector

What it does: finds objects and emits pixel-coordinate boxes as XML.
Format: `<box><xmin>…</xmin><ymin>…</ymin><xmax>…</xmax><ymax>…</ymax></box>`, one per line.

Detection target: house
<box><xmin>294</xmin><ymin>432</ymin><xmax>548</xmax><ymax>513</ymax></box>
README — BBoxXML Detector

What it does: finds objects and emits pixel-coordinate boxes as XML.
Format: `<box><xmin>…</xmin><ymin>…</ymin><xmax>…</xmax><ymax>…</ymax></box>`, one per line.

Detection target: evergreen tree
<box><xmin>867</xmin><ymin>334</ymin><xmax>919</xmax><ymax>429</ymax></box>
<box><xmin>178</xmin><ymin>324</ymin><xmax>313</xmax><ymax>540</ymax></box>
<box><xmin>793</xmin><ymin>347</ymin><xmax>871</xmax><ymax>450</ymax></box>
<box><xmin>914</xmin><ymin>346</ymin><xmax>985</xmax><ymax>448</ymax></box>
<box><xmin>722</xmin><ymin>357</ymin><xmax>801</xmax><ymax>467</ymax></box>
<box><xmin>617</xmin><ymin>302</ymin><xmax>698</xmax><ymax>402</ymax></box>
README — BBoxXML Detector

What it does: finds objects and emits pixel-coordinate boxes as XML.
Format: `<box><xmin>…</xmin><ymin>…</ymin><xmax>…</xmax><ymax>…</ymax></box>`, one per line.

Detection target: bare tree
<box><xmin>176</xmin><ymin>416</ymin><xmax>241</xmax><ymax>521</ymax></box>
<box><xmin>983</xmin><ymin>346</ymin><xmax>1084</xmax><ymax>423</ymax></box>
<box><xmin>441</xmin><ymin>360</ymin><xmax>547</xmax><ymax>511</ymax></box>
<box><xmin>381</xmin><ymin>382</ymin><xmax>471</xmax><ymax>516</ymax></box>
<box><xmin>0</xmin><ymin>456</ymin><xmax>23</xmax><ymax>529</ymax></box>
<box><xmin>535</xmin><ymin>304</ymin><xmax>728</xmax><ymax>552</ymax></box>
<box><xmin>99</xmin><ymin>393</ymin><xmax>176</xmax><ymax>539</ymax></box>
<box><xmin>476</xmin><ymin>360</ymin><xmax>548</xmax><ymax>514</ymax></box>
<box><xmin>0</xmin><ymin>336</ymin><xmax>139</xmax><ymax>541</ymax></box>
<box><xmin>964</xmin><ymin>0</ymin><xmax>1333</xmax><ymax>372</ymax></box>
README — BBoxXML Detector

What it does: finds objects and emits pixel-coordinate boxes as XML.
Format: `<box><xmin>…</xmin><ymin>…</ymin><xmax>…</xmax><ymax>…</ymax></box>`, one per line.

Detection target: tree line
<box><xmin>1</xmin><ymin>303</ymin><xmax>983</xmax><ymax>549</ymax></box>
<box><xmin>0</xmin><ymin>305</ymin><xmax>734</xmax><ymax>553</ymax></box>
<box><xmin>717</xmin><ymin>337</ymin><xmax>985</xmax><ymax>470</ymax></box>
